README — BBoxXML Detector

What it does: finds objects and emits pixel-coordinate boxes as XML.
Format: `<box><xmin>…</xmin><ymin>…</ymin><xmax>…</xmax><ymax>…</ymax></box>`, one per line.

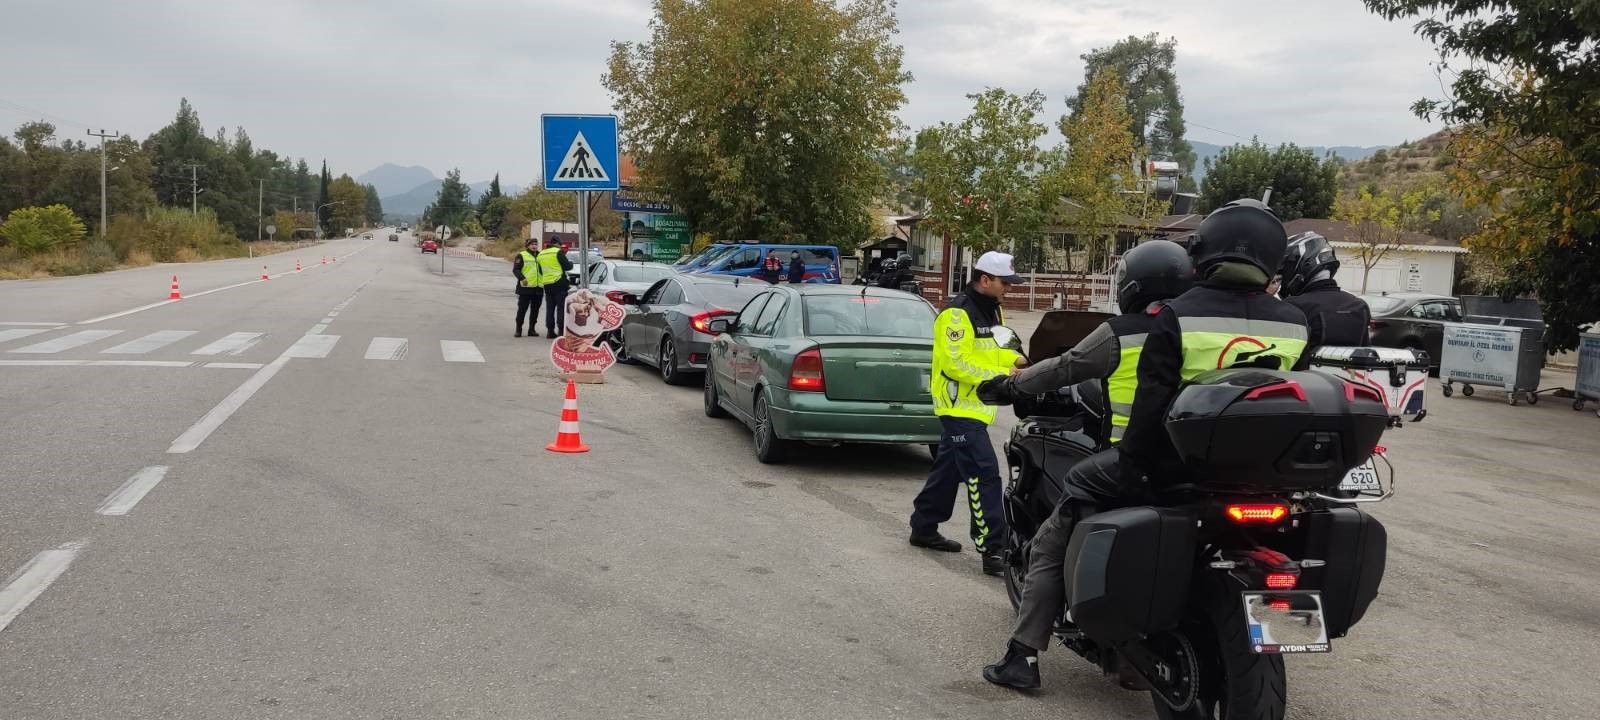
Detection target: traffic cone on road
<box><xmin>261</xmin><ymin>265</ymin><xmax>270</xmax><ymax>281</ymax></box>
<box><xmin>321</xmin><ymin>255</ymin><xmax>327</xmax><ymax>265</ymax></box>
<box><xmin>168</xmin><ymin>274</ymin><xmax>182</xmax><ymax>300</ymax></box>
<box><xmin>545</xmin><ymin>380</ymin><xmax>590</xmax><ymax>454</ymax></box>
<box><xmin>296</xmin><ymin>259</ymin><xmax>302</xmax><ymax>272</ymax></box>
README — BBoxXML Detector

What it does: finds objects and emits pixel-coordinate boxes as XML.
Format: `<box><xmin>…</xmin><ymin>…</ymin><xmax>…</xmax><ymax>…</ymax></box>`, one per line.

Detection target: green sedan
<box><xmin>703</xmin><ymin>283</ymin><xmax>942</xmax><ymax>463</ymax></box>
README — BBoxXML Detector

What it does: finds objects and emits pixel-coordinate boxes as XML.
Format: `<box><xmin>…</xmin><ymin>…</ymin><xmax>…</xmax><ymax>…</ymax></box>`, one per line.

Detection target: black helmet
<box><xmin>895</xmin><ymin>254</ymin><xmax>913</xmax><ymax>270</ymax></box>
<box><xmin>1278</xmin><ymin>231</ymin><xmax>1340</xmax><ymax>297</ymax></box>
<box><xmin>1114</xmin><ymin>239</ymin><xmax>1195</xmax><ymax>313</ymax></box>
<box><xmin>1190</xmin><ymin>198</ymin><xmax>1288</xmax><ymax>278</ymax></box>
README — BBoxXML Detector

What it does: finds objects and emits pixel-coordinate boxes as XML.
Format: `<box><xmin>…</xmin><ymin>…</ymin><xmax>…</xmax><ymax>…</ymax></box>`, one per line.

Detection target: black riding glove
<box><xmin>977</xmin><ymin>375</ymin><xmax>1018</xmax><ymax>405</ymax></box>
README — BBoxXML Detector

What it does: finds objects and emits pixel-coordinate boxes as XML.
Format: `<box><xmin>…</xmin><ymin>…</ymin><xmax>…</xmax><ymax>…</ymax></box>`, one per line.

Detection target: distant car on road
<box><xmin>388</xmin><ymin>234</ymin><xmax>398</xmax><ymax>242</ymax></box>
<box><xmin>704</xmin><ymin>284</ymin><xmax>941</xmax><ymax>463</ymax></box>
<box><xmin>1362</xmin><ymin>292</ymin><xmax>1462</xmax><ymax>369</ymax></box>
<box><xmin>363</xmin><ymin>232</ymin><xmax>373</xmax><ymax>239</ymax></box>
<box><xmin>421</xmin><ymin>239</ymin><xmax>439</xmax><ymax>254</ymax></box>
<box><xmin>618</xmin><ymin>273</ymin><xmax>766</xmax><ymax>385</ymax></box>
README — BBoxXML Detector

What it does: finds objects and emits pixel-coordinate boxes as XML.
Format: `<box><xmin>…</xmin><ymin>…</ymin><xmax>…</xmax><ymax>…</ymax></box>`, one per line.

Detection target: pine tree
<box><xmin>316</xmin><ymin>160</ymin><xmax>331</xmax><ymax>234</ymax></box>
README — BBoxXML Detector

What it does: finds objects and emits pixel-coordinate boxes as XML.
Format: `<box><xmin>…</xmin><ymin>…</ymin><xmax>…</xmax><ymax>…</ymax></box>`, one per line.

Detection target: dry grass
<box><xmin>0</xmin><ymin>239</ymin><xmax>324</xmax><ymax>280</ymax></box>
<box><xmin>479</xmin><ymin>236</ymin><xmax>526</xmax><ymax>261</ymax></box>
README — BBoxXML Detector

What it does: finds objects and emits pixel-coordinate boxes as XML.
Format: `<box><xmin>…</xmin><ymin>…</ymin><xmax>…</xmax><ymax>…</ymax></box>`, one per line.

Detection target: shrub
<box><xmin>106</xmin><ymin>207</ymin><xmax>243</xmax><ymax>262</ymax></box>
<box><xmin>0</xmin><ymin>205</ymin><xmax>87</xmax><ymax>256</ymax></box>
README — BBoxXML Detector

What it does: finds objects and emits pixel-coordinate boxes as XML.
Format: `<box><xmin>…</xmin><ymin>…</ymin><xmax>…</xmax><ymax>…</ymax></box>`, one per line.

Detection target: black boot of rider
<box><xmin>982</xmin><ymin>551</ymin><xmax>1006</xmax><ymax>577</ymax></box>
<box><xmin>982</xmin><ymin>640</ymin><xmax>1041</xmax><ymax>690</ymax></box>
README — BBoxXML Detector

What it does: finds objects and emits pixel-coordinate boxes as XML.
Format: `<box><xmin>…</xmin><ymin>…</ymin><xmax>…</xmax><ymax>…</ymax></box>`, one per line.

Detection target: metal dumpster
<box><xmin>1440</xmin><ymin>322</ymin><xmax>1546</xmax><ymax>405</ymax></box>
<box><xmin>1574</xmin><ymin>332</ymin><xmax>1600</xmax><ymax>417</ymax></box>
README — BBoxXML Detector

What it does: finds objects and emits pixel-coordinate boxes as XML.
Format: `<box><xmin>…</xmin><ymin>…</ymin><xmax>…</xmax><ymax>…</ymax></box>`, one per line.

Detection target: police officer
<box><xmin>983</xmin><ymin>199</ymin><xmax>1309</xmax><ymax>690</ymax></box>
<box><xmin>1278</xmin><ymin>231</ymin><xmax>1371</xmax><ymax>357</ymax></box>
<box><xmin>909</xmin><ymin>251</ymin><xmax>1027</xmax><ymax>576</ymax></box>
<box><xmin>513</xmin><ymin>238</ymin><xmax>546</xmax><ymax>338</ymax></box>
<box><xmin>535</xmin><ymin>238</ymin><xmax>575</xmax><ymax>338</ymax></box>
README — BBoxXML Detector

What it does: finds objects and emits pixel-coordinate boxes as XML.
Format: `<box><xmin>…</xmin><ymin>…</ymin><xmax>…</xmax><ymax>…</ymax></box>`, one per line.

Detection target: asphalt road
<box><xmin>2</xmin><ymin>235</ymin><xmax>1597</xmax><ymax>719</ymax></box>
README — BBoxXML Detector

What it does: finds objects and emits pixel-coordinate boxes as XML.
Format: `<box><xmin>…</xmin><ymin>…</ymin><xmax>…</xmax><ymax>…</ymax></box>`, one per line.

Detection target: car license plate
<box><xmin>1241</xmin><ymin>591</ymin><xmax>1330</xmax><ymax>654</ymax></box>
<box><xmin>1339</xmin><ymin>459</ymin><xmax>1380</xmax><ymax>492</ymax></box>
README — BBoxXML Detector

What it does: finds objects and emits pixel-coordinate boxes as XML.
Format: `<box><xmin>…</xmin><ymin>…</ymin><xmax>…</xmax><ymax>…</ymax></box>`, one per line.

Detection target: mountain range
<box><xmin>1188</xmin><ymin>141</ymin><xmax>1388</xmax><ymax>184</ymax></box>
<box><xmin>358</xmin><ymin>164</ymin><xmax>522</xmax><ymax>218</ymax></box>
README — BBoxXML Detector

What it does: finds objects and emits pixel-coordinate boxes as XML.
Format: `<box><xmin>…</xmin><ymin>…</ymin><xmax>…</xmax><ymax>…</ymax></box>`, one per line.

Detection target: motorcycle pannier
<box><xmin>1165</xmin><ymin>369</ymin><xmax>1389</xmax><ymax>491</ymax></box>
<box><xmin>1300</xmin><ymin>507</ymin><xmax>1387</xmax><ymax>638</ymax></box>
<box><xmin>1063</xmin><ymin>506</ymin><xmax>1197</xmax><ymax>645</ymax></box>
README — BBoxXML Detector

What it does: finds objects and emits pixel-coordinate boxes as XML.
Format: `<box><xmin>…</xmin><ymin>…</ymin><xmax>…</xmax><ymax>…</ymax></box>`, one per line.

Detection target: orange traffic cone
<box><xmin>545</xmin><ymin>380</ymin><xmax>590</xmax><ymax>453</ymax></box>
<box><xmin>168</xmin><ymin>274</ymin><xmax>182</xmax><ymax>300</ymax></box>
<box><xmin>321</xmin><ymin>256</ymin><xmax>327</xmax><ymax>265</ymax></box>
<box><xmin>261</xmin><ymin>265</ymin><xmax>270</xmax><ymax>281</ymax></box>
<box><xmin>296</xmin><ymin>259</ymin><xmax>302</xmax><ymax>272</ymax></box>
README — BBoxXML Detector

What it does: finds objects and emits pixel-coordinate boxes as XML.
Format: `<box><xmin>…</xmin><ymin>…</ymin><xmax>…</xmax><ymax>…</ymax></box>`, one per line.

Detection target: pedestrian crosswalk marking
<box><xmin>440</xmin><ymin>340</ymin><xmax>485</xmax><ymax>363</ymax></box>
<box><xmin>553</xmin><ymin>132</ymin><xmax>609</xmax><ymax>181</ymax></box>
<box><xmin>285</xmin><ymin>334</ymin><xmax>340</xmax><ymax>359</ymax></box>
<box><xmin>102</xmin><ymin>330</ymin><xmax>197</xmax><ymax>355</ymax></box>
<box><xmin>0</xmin><ymin>328</ymin><xmax>52</xmax><ymax>345</ymax></box>
<box><xmin>8</xmin><ymin>330</ymin><xmax>122</xmax><ymax>354</ymax></box>
<box><xmin>365</xmin><ymin>337</ymin><xmax>408</xmax><ymax>360</ymax></box>
<box><xmin>203</xmin><ymin>362</ymin><xmax>264</xmax><ymax>370</ymax></box>
<box><xmin>191</xmin><ymin>332</ymin><xmax>264</xmax><ymax>356</ymax></box>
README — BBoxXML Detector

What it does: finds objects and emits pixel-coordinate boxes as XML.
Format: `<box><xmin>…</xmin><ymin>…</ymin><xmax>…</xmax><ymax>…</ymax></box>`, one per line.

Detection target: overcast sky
<box><xmin>0</xmin><ymin>0</ymin><xmax>1443</xmax><ymax>190</ymax></box>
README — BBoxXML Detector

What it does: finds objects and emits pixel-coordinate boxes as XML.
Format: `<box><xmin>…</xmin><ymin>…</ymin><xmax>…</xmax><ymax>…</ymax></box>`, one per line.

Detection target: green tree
<box><xmin>476</xmin><ymin>173</ymin><xmax>507</xmax><ymax>236</ymax></box>
<box><xmin>1334</xmin><ymin>186</ymin><xmax>1437</xmax><ymax>293</ymax></box>
<box><xmin>425</xmin><ymin>168</ymin><xmax>473</xmax><ymax>230</ymax></box>
<box><xmin>1067</xmin><ymin>34</ymin><xmax>1197</xmax><ymax>190</ymax></box>
<box><xmin>143</xmin><ymin>99</ymin><xmax>210</xmax><ymax>210</ymax></box>
<box><xmin>0</xmin><ymin>137</ymin><xmax>22</xmax><ymax>215</ymax></box>
<box><xmin>1055</xmin><ymin>70</ymin><xmax>1148</xmax><ymax>273</ymax></box>
<box><xmin>0</xmin><ymin>204</ymin><xmax>87</xmax><ymax>255</ymax></box>
<box><xmin>1199</xmin><ymin>140</ymin><xmax>1338</xmax><ymax>220</ymax></box>
<box><xmin>327</xmin><ymin>174</ymin><xmax>367</xmax><ymax>232</ymax></box>
<box><xmin>364</xmin><ymin>184</ymin><xmax>384</xmax><ymax>225</ymax></box>
<box><xmin>605</xmin><ymin>0</ymin><xmax>910</xmax><ymax>247</ymax></box>
<box><xmin>316</xmin><ymin>161</ymin><xmax>332</xmax><ymax>233</ymax></box>
<box><xmin>1366</xmin><ymin>0</ymin><xmax>1600</xmax><ymax>350</ymax></box>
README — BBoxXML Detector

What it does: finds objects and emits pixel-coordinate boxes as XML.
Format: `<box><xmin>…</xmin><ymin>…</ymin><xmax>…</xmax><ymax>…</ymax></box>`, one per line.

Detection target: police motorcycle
<box><xmin>988</xmin><ymin>321</ymin><xmax>1394</xmax><ymax>720</ymax></box>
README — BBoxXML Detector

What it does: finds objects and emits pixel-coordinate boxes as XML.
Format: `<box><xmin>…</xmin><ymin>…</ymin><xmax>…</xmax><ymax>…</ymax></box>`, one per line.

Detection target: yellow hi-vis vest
<box><xmin>1103</xmin><ymin>314</ymin><xmax>1151</xmax><ymax>444</ymax></box>
<box><xmin>534</xmin><ymin>246</ymin><xmax>564</xmax><ymax>285</ymax></box>
<box><xmin>519</xmin><ymin>250</ymin><xmax>543</xmax><ymax>286</ymax></box>
<box><xmin>931</xmin><ymin>302</ymin><xmax>1022</xmax><ymax>424</ymax></box>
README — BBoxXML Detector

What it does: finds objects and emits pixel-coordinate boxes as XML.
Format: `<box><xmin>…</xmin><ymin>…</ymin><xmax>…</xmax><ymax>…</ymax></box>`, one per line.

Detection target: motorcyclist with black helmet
<box><xmin>982</xmin><ymin>199</ymin><xmax>1310</xmax><ymax>691</ymax></box>
<box><xmin>1278</xmin><ymin>231</ymin><xmax>1370</xmax><ymax>361</ymax></box>
<box><xmin>878</xmin><ymin>254</ymin><xmax>914</xmax><ymax>289</ymax></box>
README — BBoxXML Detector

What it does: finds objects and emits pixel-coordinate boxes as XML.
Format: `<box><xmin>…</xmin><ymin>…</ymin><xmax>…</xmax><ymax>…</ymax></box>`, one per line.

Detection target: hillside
<box><xmin>1336</xmin><ymin>129</ymin><xmax>1455</xmax><ymax>192</ymax></box>
<box><xmin>357</xmin><ymin>164</ymin><xmax>438</xmax><ymax>197</ymax></box>
<box><xmin>378</xmin><ymin>178</ymin><xmax>524</xmax><ymax>217</ymax></box>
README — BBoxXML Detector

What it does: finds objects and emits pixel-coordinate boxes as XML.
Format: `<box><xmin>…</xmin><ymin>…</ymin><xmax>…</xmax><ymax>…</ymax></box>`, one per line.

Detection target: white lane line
<box><xmin>0</xmin><ymin>322</ymin><xmax>66</xmax><ymax>327</ymax></box>
<box><xmin>168</xmin><ymin>355</ymin><xmax>290</xmax><ymax>453</ymax></box>
<box><xmin>87</xmin><ymin>360</ymin><xmax>195</xmax><ymax>368</ymax></box>
<box><xmin>95</xmin><ymin>466</ymin><xmax>170</xmax><ymax>516</ymax></box>
<box><xmin>307</xmin><ymin>323</ymin><xmax>329</xmax><ymax>334</ymax></box>
<box><xmin>441</xmin><ymin>340</ymin><xmax>485</xmax><ymax>363</ymax></box>
<box><xmin>365</xmin><ymin>337</ymin><xmax>407</xmax><ymax>360</ymax></box>
<box><xmin>203</xmin><ymin>362</ymin><xmax>264</xmax><ymax>369</ymax></box>
<box><xmin>0</xmin><ymin>360</ymin><xmax>84</xmax><ymax>367</ymax></box>
<box><xmin>184</xmin><ymin>278</ymin><xmax>263</xmax><ymax>299</ymax></box>
<box><xmin>285</xmin><ymin>334</ymin><xmax>339</xmax><ymax>359</ymax></box>
<box><xmin>0</xmin><ymin>541</ymin><xmax>87</xmax><ymax>633</ymax></box>
<box><xmin>77</xmin><ymin>300</ymin><xmax>175</xmax><ymax>325</ymax></box>
<box><xmin>8</xmin><ymin>329</ymin><xmax>122</xmax><ymax>354</ymax></box>
<box><xmin>0</xmin><ymin>328</ymin><xmax>52</xmax><ymax>345</ymax></box>
<box><xmin>101</xmin><ymin>330</ymin><xmax>197</xmax><ymax>354</ymax></box>
<box><xmin>190</xmin><ymin>332</ymin><xmax>264</xmax><ymax>356</ymax></box>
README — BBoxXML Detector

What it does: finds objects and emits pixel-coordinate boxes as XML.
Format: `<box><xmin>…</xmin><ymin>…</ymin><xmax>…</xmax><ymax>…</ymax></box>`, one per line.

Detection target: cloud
<box><xmin>0</xmin><ymin>0</ymin><xmax>1445</xmax><ymax>187</ymax></box>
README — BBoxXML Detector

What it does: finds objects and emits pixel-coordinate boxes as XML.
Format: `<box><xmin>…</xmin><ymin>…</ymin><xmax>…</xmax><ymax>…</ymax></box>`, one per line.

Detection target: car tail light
<box><xmin>1265</xmin><ymin>572</ymin><xmax>1299</xmax><ymax>590</ymax></box>
<box><xmin>1344</xmin><ymin>381</ymin><xmax>1383</xmax><ymax>403</ymax></box>
<box><xmin>1368</xmin><ymin>320</ymin><xmax>1387</xmax><ymax>330</ymax></box>
<box><xmin>1242</xmin><ymin>380</ymin><xmax>1306</xmax><ymax>402</ymax></box>
<box><xmin>691</xmin><ymin>309</ymin><xmax>732</xmax><ymax>334</ymax></box>
<box><xmin>606</xmin><ymin>290</ymin><xmax>627</xmax><ymax>304</ymax></box>
<box><xmin>789</xmin><ymin>349</ymin><xmax>825</xmax><ymax>392</ymax></box>
<box><xmin>1225</xmin><ymin>503</ymin><xmax>1288</xmax><ymax>524</ymax></box>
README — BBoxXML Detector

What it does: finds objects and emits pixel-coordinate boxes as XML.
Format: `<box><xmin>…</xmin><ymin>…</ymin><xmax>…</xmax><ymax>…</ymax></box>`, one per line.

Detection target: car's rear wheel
<box><xmin>753</xmin><ymin>394</ymin><xmax>789</xmax><ymax>464</ymax></box>
<box><xmin>704</xmin><ymin>365</ymin><xmax>729</xmax><ymax>418</ymax></box>
<box><xmin>660</xmin><ymin>337</ymin><xmax>686</xmax><ymax>385</ymax></box>
<box><xmin>612</xmin><ymin>330</ymin><xmax>637</xmax><ymax>365</ymax></box>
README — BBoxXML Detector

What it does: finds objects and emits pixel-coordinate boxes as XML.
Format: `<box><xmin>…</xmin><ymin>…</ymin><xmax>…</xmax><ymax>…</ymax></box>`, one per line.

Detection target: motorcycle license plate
<box><xmin>1339</xmin><ymin>459</ymin><xmax>1380</xmax><ymax>492</ymax></box>
<box><xmin>1241</xmin><ymin>591</ymin><xmax>1331</xmax><ymax>654</ymax></box>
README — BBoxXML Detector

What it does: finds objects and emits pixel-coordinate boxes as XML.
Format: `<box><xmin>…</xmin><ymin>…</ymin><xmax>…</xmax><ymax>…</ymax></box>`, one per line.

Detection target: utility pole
<box><xmin>257</xmin><ymin>179</ymin><xmax>265</xmax><ymax>241</ymax></box>
<box><xmin>86</xmin><ymin>129</ymin><xmax>119</xmax><ymax>237</ymax></box>
<box><xmin>181</xmin><ymin>164</ymin><xmax>203</xmax><ymax>214</ymax></box>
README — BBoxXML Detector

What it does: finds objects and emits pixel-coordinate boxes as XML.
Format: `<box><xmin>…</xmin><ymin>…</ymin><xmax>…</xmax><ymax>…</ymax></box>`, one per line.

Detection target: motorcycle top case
<box><xmin>1309</xmin><ymin>345</ymin><xmax>1428</xmax><ymax>420</ymax></box>
<box><xmin>1063</xmin><ymin>506</ymin><xmax>1197</xmax><ymax>646</ymax></box>
<box><xmin>1165</xmin><ymin>369</ymin><xmax>1388</xmax><ymax>491</ymax></box>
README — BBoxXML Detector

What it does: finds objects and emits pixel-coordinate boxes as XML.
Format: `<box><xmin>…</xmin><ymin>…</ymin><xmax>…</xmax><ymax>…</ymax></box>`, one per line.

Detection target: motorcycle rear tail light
<box><xmin>789</xmin><ymin>349</ymin><xmax>826</xmax><ymax>392</ymax></box>
<box><xmin>1242</xmin><ymin>380</ymin><xmax>1306</xmax><ymax>402</ymax></box>
<box><xmin>1270</xmin><ymin>600</ymin><xmax>1291</xmax><ymax>610</ymax></box>
<box><xmin>1225</xmin><ymin>503</ymin><xmax>1289</xmax><ymax>524</ymax></box>
<box><xmin>1265</xmin><ymin>572</ymin><xmax>1299</xmax><ymax>590</ymax></box>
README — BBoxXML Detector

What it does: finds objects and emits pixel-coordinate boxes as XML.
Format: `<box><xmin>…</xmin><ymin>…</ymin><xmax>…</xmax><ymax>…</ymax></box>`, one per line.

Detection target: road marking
<box><xmin>441</xmin><ymin>340</ymin><xmax>485</xmax><ymax>363</ymax></box>
<box><xmin>0</xmin><ymin>328</ymin><xmax>52</xmax><ymax>344</ymax></box>
<box><xmin>203</xmin><ymin>362</ymin><xmax>264</xmax><ymax>369</ymax></box>
<box><xmin>365</xmin><ymin>337</ymin><xmax>407</xmax><ymax>360</ymax></box>
<box><xmin>87</xmin><ymin>360</ymin><xmax>195</xmax><ymax>368</ymax></box>
<box><xmin>0</xmin><ymin>541</ymin><xmax>86</xmax><ymax>633</ymax></box>
<box><xmin>8</xmin><ymin>329</ymin><xmax>122</xmax><ymax>354</ymax></box>
<box><xmin>77</xmin><ymin>300</ymin><xmax>176</xmax><ymax>325</ymax></box>
<box><xmin>168</xmin><ymin>355</ymin><xmax>290</xmax><ymax>453</ymax></box>
<box><xmin>285</xmin><ymin>334</ymin><xmax>339</xmax><ymax>359</ymax></box>
<box><xmin>184</xmin><ymin>278</ymin><xmax>266</xmax><ymax>300</ymax></box>
<box><xmin>0</xmin><ymin>322</ymin><xmax>65</xmax><ymax>327</ymax></box>
<box><xmin>307</xmin><ymin>323</ymin><xmax>329</xmax><ymax>334</ymax></box>
<box><xmin>101</xmin><ymin>330</ymin><xmax>197</xmax><ymax>354</ymax></box>
<box><xmin>191</xmin><ymin>332</ymin><xmax>265</xmax><ymax>356</ymax></box>
<box><xmin>0</xmin><ymin>360</ymin><xmax>83</xmax><ymax>367</ymax></box>
<box><xmin>95</xmin><ymin>466</ymin><xmax>170</xmax><ymax>516</ymax></box>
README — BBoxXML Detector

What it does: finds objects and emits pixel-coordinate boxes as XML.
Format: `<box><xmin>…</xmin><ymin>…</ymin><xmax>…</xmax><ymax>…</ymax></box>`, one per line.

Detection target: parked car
<box><xmin>363</xmin><ymin>232</ymin><xmax>373</xmax><ymax>239</ymax></box>
<box><xmin>1362</xmin><ymin>292</ymin><xmax>1462</xmax><ymax>368</ymax></box>
<box><xmin>388</xmin><ymin>234</ymin><xmax>398</xmax><ymax>242</ymax></box>
<box><xmin>703</xmin><ymin>284</ymin><xmax>941</xmax><ymax>463</ymax></box>
<box><xmin>673</xmin><ymin>243</ymin><xmax>737</xmax><ymax>270</ymax></box>
<box><xmin>565</xmin><ymin>248</ymin><xmax>606</xmax><ymax>284</ymax></box>
<box><xmin>420</xmin><ymin>239</ymin><xmax>439</xmax><ymax>254</ymax></box>
<box><xmin>695</xmin><ymin>243</ymin><xmax>841</xmax><ymax>283</ymax></box>
<box><xmin>586</xmin><ymin>260</ymin><xmax>677</xmax><ymax>303</ymax></box>
<box><xmin>618</xmin><ymin>273</ymin><xmax>766</xmax><ymax>385</ymax></box>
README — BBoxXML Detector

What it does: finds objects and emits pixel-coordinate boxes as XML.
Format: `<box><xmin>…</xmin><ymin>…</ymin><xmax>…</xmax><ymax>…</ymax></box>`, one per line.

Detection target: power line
<box><xmin>0</xmin><ymin>97</ymin><xmax>95</xmax><ymax>130</ymax></box>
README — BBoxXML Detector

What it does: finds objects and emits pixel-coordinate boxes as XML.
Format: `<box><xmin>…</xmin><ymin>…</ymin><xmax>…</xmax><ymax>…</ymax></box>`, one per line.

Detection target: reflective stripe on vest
<box><xmin>931</xmin><ymin>305</ymin><xmax>1014</xmax><ymax>423</ymax></box>
<box><xmin>534</xmin><ymin>247</ymin><xmax>564</xmax><ymax>285</ymax></box>
<box><xmin>1104</xmin><ymin>332</ymin><xmax>1146</xmax><ymax>443</ymax></box>
<box><xmin>519</xmin><ymin>250</ymin><xmax>542</xmax><ymax>286</ymax></box>
<box><xmin>1176</xmin><ymin>315</ymin><xmax>1307</xmax><ymax>379</ymax></box>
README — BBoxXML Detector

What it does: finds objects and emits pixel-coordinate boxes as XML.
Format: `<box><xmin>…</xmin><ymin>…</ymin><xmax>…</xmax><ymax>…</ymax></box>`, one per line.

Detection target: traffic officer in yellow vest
<box><xmin>983</xmin><ymin>199</ymin><xmax>1309</xmax><ymax>691</ymax></box>
<box><xmin>909</xmin><ymin>251</ymin><xmax>1027</xmax><ymax>577</ymax></box>
<box><xmin>536</xmin><ymin>238</ymin><xmax>575</xmax><ymax>338</ymax></box>
<box><xmin>512</xmin><ymin>238</ymin><xmax>547</xmax><ymax>338</ymax></box>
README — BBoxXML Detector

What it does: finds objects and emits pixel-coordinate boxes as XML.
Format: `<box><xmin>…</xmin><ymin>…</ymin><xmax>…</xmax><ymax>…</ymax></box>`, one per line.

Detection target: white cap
<box><xmin>974</xmin><ymin>251</ymin><xmax>1023</xmax><ymax>284</ymax></box>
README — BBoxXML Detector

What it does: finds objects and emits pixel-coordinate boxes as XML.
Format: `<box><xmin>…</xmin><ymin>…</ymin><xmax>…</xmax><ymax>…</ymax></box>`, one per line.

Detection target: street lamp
<box><xmin>316</xmin><ymin>201</ymin><xmax>342</xmax><ymax>238</ymax></box>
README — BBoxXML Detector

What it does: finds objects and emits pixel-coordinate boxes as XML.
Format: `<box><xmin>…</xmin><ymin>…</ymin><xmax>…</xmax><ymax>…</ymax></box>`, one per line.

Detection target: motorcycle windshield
<box><xmin>1028</xmin><ymin>310</ymin><xmax>1114</xmax><ymax>363</ymax></box>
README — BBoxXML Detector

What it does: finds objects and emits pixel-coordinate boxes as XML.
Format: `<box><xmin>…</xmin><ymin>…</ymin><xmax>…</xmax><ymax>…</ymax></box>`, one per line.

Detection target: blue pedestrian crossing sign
<box><xmin>542</xmin><ymin>115</ymin><xmax>620</xmax><ymax>191</ymax></box>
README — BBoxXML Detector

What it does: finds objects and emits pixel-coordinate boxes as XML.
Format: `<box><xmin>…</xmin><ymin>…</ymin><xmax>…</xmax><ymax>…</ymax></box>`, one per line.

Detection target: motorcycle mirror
<box><xmin>991</xmin><ymin>325</ymin><xmax>1022</xmax><ymax>353</ymax></box>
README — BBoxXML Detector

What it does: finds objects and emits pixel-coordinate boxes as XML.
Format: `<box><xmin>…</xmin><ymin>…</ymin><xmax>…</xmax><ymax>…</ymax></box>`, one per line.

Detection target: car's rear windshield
<box><xmin>1363</xmin><ymin>296</ymin><xmax>1406</xmax><ymax>315</ymax></box>
<box><xmin>803</xmin><ymin>295</ymin><xmax>934</xmax><ymax>338</ymax></box>
<box><xmin>694</xmin><ymin>282</ymin><xmax>764</xmax><ymax>310</ymax></box>
<box><xmin>614</xmin><ymin>265</ymin><xmax>672</xmax><ymax>283</ymax></box>
<box><xmin>681</xmin><ymin>246</ymin><xmax>734</xmax><ymax>267</ymax></box>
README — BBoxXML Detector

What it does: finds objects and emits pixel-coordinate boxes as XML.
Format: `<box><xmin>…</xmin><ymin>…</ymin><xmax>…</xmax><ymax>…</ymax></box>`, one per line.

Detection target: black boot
<box><xmin>982</xmin><ymin>550</ymin><xmax>1006</xmax><ymax>577</ymax></box>
<box><xmin>982</xmin><ymin>640</ymin><xmax>1041</xmax><ymax>690</ymax></box>
<box><xmin>909</xmin><ymin>532</ymin><xmax>961</xmax><ymax>553</ymax></box>
<box><xmin>546</xmin><ymin>330</ymin><xmax>558</xmax><ymax>339</ymax></box>
<box><xmin>515</xmin><ymin>328</ymin><xmax>523</xmax><ymax>338</ymax></box>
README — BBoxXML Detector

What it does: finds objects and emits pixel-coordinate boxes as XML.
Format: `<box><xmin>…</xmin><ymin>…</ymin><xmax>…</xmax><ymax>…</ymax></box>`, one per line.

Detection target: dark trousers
<box><xmin>516</xmin><ymin>290</ymin><xmax>544</xmax><ymax>333</ymax></box>
<box><xmin>545</xmin><ymin>284</ymin><xmax>568</xmax><ymax>334</ymax></box>
<box><xmin>910</xmin><ymin>417</ymin><xmax>1007</xmax><ymax>553</ymax></box>
<box><xmin>1012</xmin><ymin>448</ymin><xmax>1142</xmax><ymax>651</ymax></box>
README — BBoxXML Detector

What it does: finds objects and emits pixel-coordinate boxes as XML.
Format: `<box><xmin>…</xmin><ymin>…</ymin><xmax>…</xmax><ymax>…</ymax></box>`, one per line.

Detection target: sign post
<box><xmin>543</xmin><ymin>114</ymin><xmax>620</xmax><ymax>380</ymax></box>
